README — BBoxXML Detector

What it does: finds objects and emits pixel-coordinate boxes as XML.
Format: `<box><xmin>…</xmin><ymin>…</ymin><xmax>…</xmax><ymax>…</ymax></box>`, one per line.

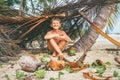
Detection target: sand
<box><xmin>0</xmin><ymin>34</ymin><xmax>120</xmax><ymax>80</ymax></box>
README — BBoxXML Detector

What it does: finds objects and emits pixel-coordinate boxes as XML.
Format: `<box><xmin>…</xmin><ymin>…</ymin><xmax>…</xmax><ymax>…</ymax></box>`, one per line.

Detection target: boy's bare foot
<box><xmin>58</xmin><ymin>54</ymin><xmax>63</xmax><ymax>60</ymax></box>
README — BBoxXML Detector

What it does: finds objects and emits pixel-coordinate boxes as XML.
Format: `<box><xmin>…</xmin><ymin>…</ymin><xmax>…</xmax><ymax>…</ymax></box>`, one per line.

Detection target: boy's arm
<box><xmin>44</xmin><ymin>32</ymin><xmax>58</xmax><ymax>40</ymax></box>
<box><xmin>61</xmin><ymin>31</ymin><xmax>72</xmax><ymax>42</ymax></box>
<box><xmin>64</xmin><ymin>35</ymin><xmax>72</xmax><ymax>42</ymax></box>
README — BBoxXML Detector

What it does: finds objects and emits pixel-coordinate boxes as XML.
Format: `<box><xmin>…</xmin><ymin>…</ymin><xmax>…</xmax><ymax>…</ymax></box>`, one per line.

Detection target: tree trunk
<box><xmin>73</xmin><ymin>4</ymin><xmax>116</xmax><ymax>52</ymax></box>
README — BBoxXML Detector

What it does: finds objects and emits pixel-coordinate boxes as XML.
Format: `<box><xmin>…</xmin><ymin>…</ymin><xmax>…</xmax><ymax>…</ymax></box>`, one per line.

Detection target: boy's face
<box><xmin>50</xmin><ymin>20</ymin><xmax>61</xmax><ymax>30</ymax></box>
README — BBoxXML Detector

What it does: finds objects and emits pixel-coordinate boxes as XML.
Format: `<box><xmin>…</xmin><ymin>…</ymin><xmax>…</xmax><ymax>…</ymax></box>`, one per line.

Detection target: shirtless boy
<box><xmin>44</xmin><ymin>17</ymin><xmax>71</xmax><ymax>60</ymax></box>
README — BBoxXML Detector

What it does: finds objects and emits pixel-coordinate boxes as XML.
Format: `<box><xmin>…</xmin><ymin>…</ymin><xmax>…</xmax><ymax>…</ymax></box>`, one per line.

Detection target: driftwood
<box><xmin>76</xmin><ymin>51</ymin><xmax>87</xmax><ymax>63</ymax></box>
<box><xmin>83</xmin><ymin>72</ymin><xmax>112</xmax><ymax>80</ymax></box>
<box><xmin>47</xmin><ymin>59</ymin><xmax>88</xmax><ymax>71</ymax></box>
<box><xmin>114</xmin><ymin>57</ymin><xmax>120</xmax><ymax>64</ymax></box>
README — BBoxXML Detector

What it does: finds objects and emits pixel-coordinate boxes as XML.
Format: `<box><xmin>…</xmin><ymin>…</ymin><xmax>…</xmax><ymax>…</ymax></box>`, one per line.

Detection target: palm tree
<box><xmin>73</xmin><ymin>4</ymin><xmax>116</xmax><ymax>52</ymax></box>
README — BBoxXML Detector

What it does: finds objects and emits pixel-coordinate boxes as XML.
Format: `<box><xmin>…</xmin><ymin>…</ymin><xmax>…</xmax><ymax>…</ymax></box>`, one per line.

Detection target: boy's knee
<box><xmin>61</xmin><ymin>40</ymin><xmax>67</xmax><ymax>44</ymax></box>
<box><xmin>48</xmin><ymin>38</ymin><xmax>55</xmax><ymax>42</ymax></box>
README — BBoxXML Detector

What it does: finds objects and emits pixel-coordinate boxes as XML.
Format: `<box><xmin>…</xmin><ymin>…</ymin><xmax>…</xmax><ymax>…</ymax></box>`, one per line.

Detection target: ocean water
<box><xmin>97</xmin><ymin>34</ymin><xmax>120</xmax><ymax>41</ymax></box>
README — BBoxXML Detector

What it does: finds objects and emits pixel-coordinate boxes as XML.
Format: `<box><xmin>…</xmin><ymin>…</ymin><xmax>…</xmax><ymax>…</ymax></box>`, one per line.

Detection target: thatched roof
<box><xmin>0</xmin><ymin>5</ymin><xmax>19</xmax><ymax>16</ymax></box>
<box><xmin>0</xmin><ymin>0</ymin><xmax>117</xmax><ymax>47</ymax></box>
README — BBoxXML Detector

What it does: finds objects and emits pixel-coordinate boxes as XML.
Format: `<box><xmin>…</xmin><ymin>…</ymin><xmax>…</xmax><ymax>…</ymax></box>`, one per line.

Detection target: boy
<box><xmin>44</xmin><ymin>17</ymin><xmax>71</xmax><ymax>60</ymax></box>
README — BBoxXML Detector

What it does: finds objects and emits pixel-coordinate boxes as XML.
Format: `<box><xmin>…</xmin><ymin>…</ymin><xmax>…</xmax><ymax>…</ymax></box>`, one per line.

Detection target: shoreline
<box><xmin>91</xmin><ymin>34</ymin><xmax>120</xmax><ymax>50</ymax></box>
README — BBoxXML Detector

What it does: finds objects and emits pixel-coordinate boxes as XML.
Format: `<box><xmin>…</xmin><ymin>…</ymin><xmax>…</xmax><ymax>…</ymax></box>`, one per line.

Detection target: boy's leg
<box><xmin>47</xmin><ymin>42</ymin><xmax>57</xmax><ymax>57</ymax></box>
<box><xmin>47</xmin><ymin>39</ymin><xmax>62</xmax><ymax>56</ymax></box>
<box><xmin>47</xmin><ymin>40</ymin><xmax>66</xmax><ymax>57</ymax></box>
<box><xmin>57</xmin><ymin>40</ymin><xmax>67</xmax><ymax>60</ymax></box>
<box><xmin>58</xmin><ymin>40</ymin><xmax>67</xmax><ymax>51</ymax></box>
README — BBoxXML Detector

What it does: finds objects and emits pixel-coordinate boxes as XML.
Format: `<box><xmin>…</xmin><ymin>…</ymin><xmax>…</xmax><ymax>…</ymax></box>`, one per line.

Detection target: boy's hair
<box><xmin>51</xmin><ymin>17</ymin><xmax>61</xmax><ymax>23</ymax></box>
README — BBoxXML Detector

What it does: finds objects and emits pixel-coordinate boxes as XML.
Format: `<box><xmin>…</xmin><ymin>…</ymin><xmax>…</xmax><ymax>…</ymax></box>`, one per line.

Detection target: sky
<box><xmin>111</xmin><ymin>17</ymin><xmax>120</xmax><ymax>34</ymax></box>
<box><xmin>104</xmin><ymin>12</ymin><xmax>120</xmax><ymax>34</ymax></box>
<box><xmin>106</xmin><ymin>4</ymin><xmax>120</xmax><ymax>34</ymax></box>
<box><xmin>112</xmin><ymin>26</ymin><xmax>120</xmax><ymax>34</ymax></box>
<box><xmin>98</xmin><ymin>15</ymin><xmax>120</xmax><ymax>41</ymax></box>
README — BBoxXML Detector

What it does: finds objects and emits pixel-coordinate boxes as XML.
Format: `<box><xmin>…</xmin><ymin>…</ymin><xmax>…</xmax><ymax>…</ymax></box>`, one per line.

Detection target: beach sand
<box><xmin>0</xmin><ymin>34</ymin><xmax>120</xmax><ymax>80</ymax></box>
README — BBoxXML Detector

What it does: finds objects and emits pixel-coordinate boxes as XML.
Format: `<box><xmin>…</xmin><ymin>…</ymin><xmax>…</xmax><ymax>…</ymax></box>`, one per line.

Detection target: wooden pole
<box><xmin>17</xmin><ymin>18</ymin><xmax>47</xmax><ymax>40</ymax></box>
<box><xmin>10</xmin><ymin>17</ymin><xmax>43</xmax><ymax>34</ymax></box>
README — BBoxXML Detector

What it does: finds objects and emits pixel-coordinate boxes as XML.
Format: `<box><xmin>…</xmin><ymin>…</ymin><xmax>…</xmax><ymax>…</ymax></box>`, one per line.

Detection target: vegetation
<box><xmin>58</xmin><ymin>71</ymin><xmax>64</xmax><ymax>80</ymax></box>
<box><xmin>40</xmin><ymin>57</ymin><xmax>48</xmax><ymax>64</ymax></box>
<box><xmin>49</xmin><ymin>77</ymin><xmax>55</xmax><ymax>80</ymax></box>
<box><xmin>16</xmin><ymin>71</ymin><xmax>25</xmax><ymax>79</ymax></box>
<box><xmin>34</xmin><ymin>70</ymin><xmax>46</xmax><ymax>79</ymax></box>
<box><xmin>0</xmin><ymin>63</ymin><xmax>2</xmax><ymax>67</ymax></box>
<box><xmin>68</xmin><ymin>47</ymin><xmax>75</xmax><ymax>56</ymax></box>
<box><xmin>113</xmin><ymin>70</ymin><xmax>119</xmax><ymax>77</ymax></box>
<box><xmin>4</xmin><ymin>74</ymin><xmax>10</xmax><ymax>80</ymax></box>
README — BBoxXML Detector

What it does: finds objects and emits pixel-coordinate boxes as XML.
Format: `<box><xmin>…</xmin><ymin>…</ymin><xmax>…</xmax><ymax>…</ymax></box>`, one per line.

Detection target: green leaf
<box><xmin>95</xmin><ymin>66</ymin><xmax>106</xmax><ymax>76</ymax></box>
<box><xmin>40</xmin><ymin>57</ymin><xmax>48</xmax><ymax>64</ymax></box>
<box><xmin>65</xmin><ymin>65</ymin><xmax>75</xmax><ymax>73</ymax></box>
<box><xmin>92</xmin><ymin>60</ymin><xmax>99</xmax><ymax>67</ymax></box>
<box><xmin>68</xmin><ymin>49</ymin><xmax>75</xmax><ymax>56</ymax></box>
<box><xmin>65</xmin><ymin>65</ymin><xmax>70</xmax><ymax>72</ymax></box>
<box><xmin>4</xmin><ymin>74</ymin><xmax>10</xmax><ymax>80</ymax></box>
<box><xmin>34</xmin><ymin>70</ymin><xmax>46</xmax><ymax>78</ymax></box>
<box><xmin>58</xmin><ymin>71</ymin><xmax>64</xmax><ymax>78</ymax></box>
<box><xmin>79</xmin><ymin>63</ymin><xmax>83</xmax><ymax>67</ymax></box>
<box><xmin>49</xmin><ymin>77</ymin><xmax>55</xmax><ymax>80</ymax></box>
<box><xmin>0</xmin><ymin>63</ymin><xmax>2</xmax><ymax>67</ymax></box>
<box><xmin>16</xmin><ymin>71</ymin><xmax>24</xmax><ymax>79</ymax></box>
<box><xmin>105</xmin><ymin>61</ymin><xmax>112</xmax><ymax>66</ymax></box>
<box><xmin>113</xmin><ymin>71</ymin><xmax>119</xmax><ymax>77</ymax></box>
